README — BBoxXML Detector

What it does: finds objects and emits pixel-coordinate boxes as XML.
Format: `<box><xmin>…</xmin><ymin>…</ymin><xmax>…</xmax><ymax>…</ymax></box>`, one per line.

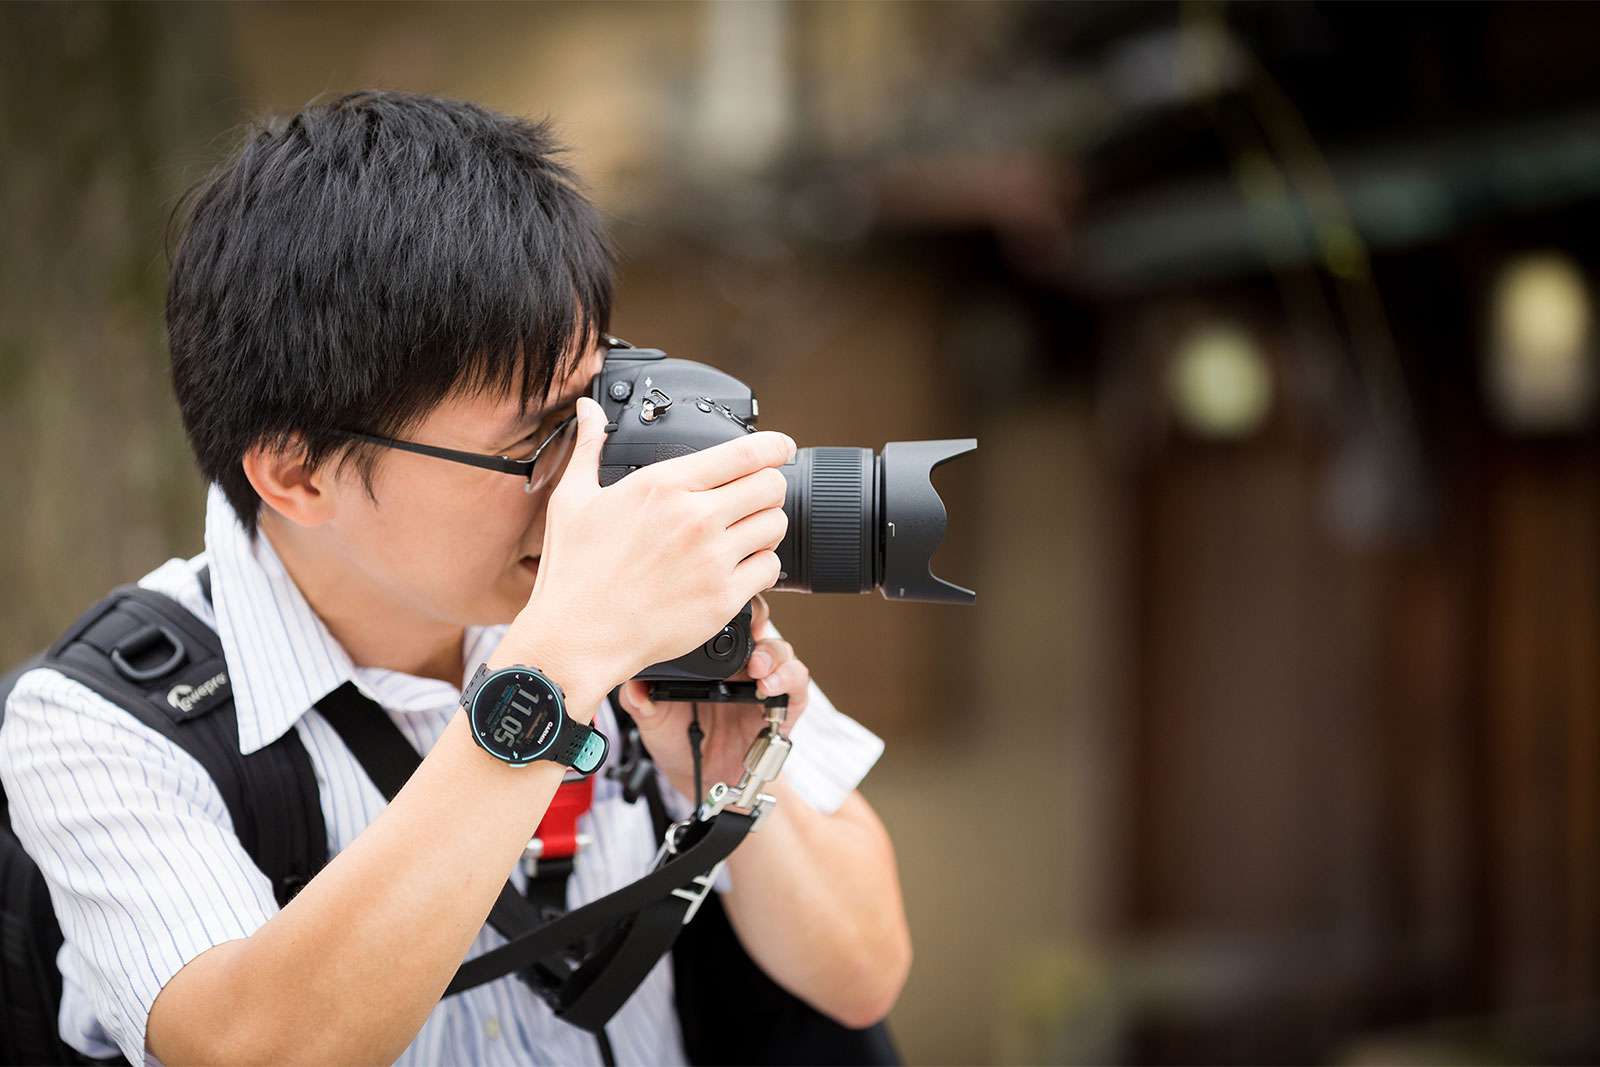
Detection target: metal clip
<box><xmin>695</xmin><ymin>781</ymin><xmax>732</xmax><ymax>822</ymax></box>
<box><xmin>639</xmin><ymin>388</ymin><xmax>673</xmax><ymax>423</ymax></box>
<box><xmin>654</xmin><ymin>816</ymin><xmax>694</xmax><ymax>863</ymax></box>
<box><xmin>734</xmin><ymin>730</ymin><xmax>790</xmax><ymax>809</ymax></box>
<box><xmin>749</xmin><ymin>793</ymin><xmax>777</xmax><ymax>832</ymax></box>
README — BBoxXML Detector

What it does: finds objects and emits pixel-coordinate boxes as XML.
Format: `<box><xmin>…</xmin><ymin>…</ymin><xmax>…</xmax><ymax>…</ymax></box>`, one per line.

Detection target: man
<box><xmin>0</xmin><ymin>90</ymin><xmax>910</xmax><ymax>1065</ymax></box>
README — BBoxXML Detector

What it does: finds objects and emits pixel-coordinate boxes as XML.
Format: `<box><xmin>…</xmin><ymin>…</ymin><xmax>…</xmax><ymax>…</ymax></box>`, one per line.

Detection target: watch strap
<box><xmin>549</xmin><ymin>715</ymin><xmax>609</xmax><ymax>775</ymax></box>
<box><xmin>462</xmin><ymin>661</ymin><xmax>547</xmax><ymax>710</ymax></box>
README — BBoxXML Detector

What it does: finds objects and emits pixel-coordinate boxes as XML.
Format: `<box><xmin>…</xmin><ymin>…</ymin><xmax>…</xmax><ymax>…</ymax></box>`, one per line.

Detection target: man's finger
<box><xmin>702</xmin><ymin>467</ymin><xmax>789</xmax><ymax>528</ymax></box>
<box><xmin>555</xmin><ymin>396</ymin><xmax>608</xmax><ymax>499</ymax></box>
<box><xmin>665</xmin><ymin>431</ymin><xmax>796</xmax><ymax>492</ymax></box>
<box><xmin>757</xmin><ymin>657</ymin><xmax>809</xmax><ymax>699</ymax></box>
<box><xmin>745</xmin><ymin>637</ymin><xmax>792</xmax><ymax>680</ymax></box>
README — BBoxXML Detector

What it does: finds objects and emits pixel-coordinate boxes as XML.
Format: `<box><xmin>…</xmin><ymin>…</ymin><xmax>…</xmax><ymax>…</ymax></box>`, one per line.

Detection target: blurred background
<box><xmin>7</xmin><ymin>1</ymin><xmax>1600</xmax><ymax>1063</ymax></box>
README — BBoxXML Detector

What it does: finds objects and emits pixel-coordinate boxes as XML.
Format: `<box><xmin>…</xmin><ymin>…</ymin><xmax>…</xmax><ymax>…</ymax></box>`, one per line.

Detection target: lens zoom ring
<box><xmin>807</xmin><ymin>448</ymin><xmax>867</xmax><ymax>593</ymax></box>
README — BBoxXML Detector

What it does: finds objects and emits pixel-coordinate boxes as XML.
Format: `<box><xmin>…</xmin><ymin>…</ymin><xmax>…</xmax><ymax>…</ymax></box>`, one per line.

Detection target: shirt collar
<box><xmin>203</xmin><ymin>484</ymin><xmax>503</xmax><ymax>754</ymax></box>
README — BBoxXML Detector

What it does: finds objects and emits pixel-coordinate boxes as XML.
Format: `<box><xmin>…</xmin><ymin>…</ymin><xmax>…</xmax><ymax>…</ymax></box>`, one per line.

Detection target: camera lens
<box><xmin>774</xmin><ymin>440</ymin><xmax>975</xmax><ymax>603</ymax></box>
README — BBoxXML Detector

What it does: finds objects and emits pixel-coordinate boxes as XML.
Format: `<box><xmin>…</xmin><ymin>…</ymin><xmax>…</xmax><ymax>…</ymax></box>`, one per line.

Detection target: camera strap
<box><xmin>315</xmin><ymin>682</ymin><xmax>754</xmax><ymax>1033</ymax></box>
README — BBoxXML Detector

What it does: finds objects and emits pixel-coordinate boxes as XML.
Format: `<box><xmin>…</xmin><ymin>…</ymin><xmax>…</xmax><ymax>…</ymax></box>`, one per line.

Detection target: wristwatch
<box><xmin>460</xmin><ymin>663</ymin><xmax>608</xmax><ymax>774</ymax></box>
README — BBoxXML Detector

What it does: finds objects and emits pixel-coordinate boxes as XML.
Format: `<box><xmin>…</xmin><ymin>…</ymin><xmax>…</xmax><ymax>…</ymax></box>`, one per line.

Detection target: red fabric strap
<box><xmin>533</xmin><ymin>774</ymin><xmax>594</xmax><ymax>859</ymax></box>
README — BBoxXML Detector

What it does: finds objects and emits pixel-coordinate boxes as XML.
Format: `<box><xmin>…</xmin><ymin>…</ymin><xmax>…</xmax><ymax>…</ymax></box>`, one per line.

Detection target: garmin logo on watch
<box><xmin>537</xmin><ymin>720</ymin><xmax>554</xmax><ymax>746</ymax></box>
<box><xmin>167</xmin><ymin>672</ymin><xmax>229</xmax><ymax>716</ymax></box>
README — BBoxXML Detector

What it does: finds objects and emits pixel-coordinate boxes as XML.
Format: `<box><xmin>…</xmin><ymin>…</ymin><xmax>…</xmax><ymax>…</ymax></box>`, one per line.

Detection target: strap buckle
<box><xmin>521</xmin><ymin>832</ymin><xmax>593</xmax><ymax>880</ymax></box>
<box><xmin>670</xmin><ymin>862</ymin><xmax>725</xmax><ymax>925</ymax></box>
<box><xmin>521</xmin><ymin>773</ymin><xmax>596</xmax><ymax>878</ymax></box>
<box><xmin>109</xmin><ymin>624</ymin><xmax>186</xmax><ymax>682</ymax></box>
<box><xmin>651</xmin><ymin>817</ymin><xmax>725</xmax><ymax>925</ymax></box>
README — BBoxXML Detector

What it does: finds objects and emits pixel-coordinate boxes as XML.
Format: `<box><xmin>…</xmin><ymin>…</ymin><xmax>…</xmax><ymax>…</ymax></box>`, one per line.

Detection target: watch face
<box><xmin>470</xmin><ymin>669</ymin><xmax>564</xmax><ymax>764</ymax></box>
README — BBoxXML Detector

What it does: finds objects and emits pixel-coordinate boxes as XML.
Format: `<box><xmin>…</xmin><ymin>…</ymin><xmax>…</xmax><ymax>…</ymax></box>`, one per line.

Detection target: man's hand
<box><xmin>493</xmin><ymin>396</ymin><xmax>796</xmax><ymax>708</ymax></box>
<box><xmin>615</xmin><ymin>594</ymin><xmax>807</xmax><ymax>806</ymax></box>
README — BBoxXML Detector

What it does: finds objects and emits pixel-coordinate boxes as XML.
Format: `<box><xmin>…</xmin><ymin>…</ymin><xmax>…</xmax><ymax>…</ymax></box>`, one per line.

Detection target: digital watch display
<box><xmin>461</xmin><ymin>664</ymin><xmax>608</xmax><ymax>773</ymax></box>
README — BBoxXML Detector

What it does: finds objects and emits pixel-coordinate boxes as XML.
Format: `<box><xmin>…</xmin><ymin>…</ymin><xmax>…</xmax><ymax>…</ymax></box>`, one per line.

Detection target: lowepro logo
<box><xmin>167</xmin><ymin>672</ymin><xmax>229</xmax><ymax>715</ymax></box>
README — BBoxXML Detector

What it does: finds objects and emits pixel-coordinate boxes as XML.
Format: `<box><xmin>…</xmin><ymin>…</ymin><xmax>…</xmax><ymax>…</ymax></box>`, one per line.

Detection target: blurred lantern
<box><xmin>1487</xmin><ymin>252</ymin><xmax>1596</xmax><ymax>432</ymax></box>
<box><xmin>1167</xmin><ymin>322</ymin><xmax>1273</xmax><ymax>438</ymax></box>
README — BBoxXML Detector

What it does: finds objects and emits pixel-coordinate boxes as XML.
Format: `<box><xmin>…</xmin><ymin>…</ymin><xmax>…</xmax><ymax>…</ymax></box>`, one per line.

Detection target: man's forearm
<box><xmin>149</xmin><ymin>675</ymin><xmax>608</xmax><ymax>1065</ymax></box>
<box><xmin>721</xmin><ymin>782</ymin><xmax>911</xmax><ymax>1029</ymax></box>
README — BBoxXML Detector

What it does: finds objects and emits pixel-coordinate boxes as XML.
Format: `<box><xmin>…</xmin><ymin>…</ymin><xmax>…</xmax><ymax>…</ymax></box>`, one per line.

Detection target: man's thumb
<box><xmin>560</xmin><ymin>396</ymin><xmax>608</xmax><ymax>491</ymax></box>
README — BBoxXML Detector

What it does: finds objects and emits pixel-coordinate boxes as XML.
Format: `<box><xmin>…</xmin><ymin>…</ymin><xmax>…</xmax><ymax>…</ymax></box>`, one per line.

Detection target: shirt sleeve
<box><xmin>0</xmin><ymin>668</ymin><xmax>281</xmax><ymax>1067</ymax></box>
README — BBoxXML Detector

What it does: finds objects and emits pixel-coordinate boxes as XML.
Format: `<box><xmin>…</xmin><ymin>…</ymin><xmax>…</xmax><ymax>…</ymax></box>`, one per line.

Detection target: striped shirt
<box><xmin>0</xmin><ymin>484</ymin><xmax>885</xmax><ymax>1066</ymax></box>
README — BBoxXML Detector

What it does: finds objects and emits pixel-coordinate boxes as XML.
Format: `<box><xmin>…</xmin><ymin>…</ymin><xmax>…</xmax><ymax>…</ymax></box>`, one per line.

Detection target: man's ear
<box><xmin>241</xmin><ymin>436</ymin><xmax>340</xmax><ymax>527</ymax></box>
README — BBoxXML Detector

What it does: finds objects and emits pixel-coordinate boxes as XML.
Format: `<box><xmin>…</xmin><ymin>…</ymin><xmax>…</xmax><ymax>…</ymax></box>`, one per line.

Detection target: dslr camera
<box><xmin>592</xmin><ymin>340</ymin><xmax>976</xmax><ymax>683</ymax></box>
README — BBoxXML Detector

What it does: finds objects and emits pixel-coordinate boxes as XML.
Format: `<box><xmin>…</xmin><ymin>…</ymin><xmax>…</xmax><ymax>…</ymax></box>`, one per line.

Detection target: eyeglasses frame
<box><xmin>332</xmin><ymin>337</ymin><xmax>635</xmax><ymax>493</ymax></box>
<box><xmin>339</xmin><ymin>411</ymin><xmax>579</xmax><ymax>494</ymax></box>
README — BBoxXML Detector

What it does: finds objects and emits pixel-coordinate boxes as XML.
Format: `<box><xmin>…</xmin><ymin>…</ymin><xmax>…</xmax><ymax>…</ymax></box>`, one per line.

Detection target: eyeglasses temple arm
<box><xmin>341</xmin><ymin>431</ymin><xmax>531</xmax><ymax>477</ymax></box>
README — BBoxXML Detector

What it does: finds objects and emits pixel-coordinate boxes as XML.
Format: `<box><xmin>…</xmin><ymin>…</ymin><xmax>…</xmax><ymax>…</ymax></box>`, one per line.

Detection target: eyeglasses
<box><xmin>336</xmin><ymin>337</ymin><xmax>637</xmax><ymax>493</ymax></box>
<box><xmin>340</xmin><ymin>404</ymin><xmax>579</xmax><ymax>494</ymax></box>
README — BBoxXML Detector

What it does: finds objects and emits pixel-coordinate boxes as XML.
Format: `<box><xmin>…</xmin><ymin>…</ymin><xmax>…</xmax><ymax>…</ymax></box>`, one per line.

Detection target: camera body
<box><xmin>594</xmin><ymin>347</ymin><xmax>763</xmax><ymax>487</ymax></box>
<box><xmin>593</xmin><ymin>343</ymin><xmax>975</xmax><ymax>682</ymax></box>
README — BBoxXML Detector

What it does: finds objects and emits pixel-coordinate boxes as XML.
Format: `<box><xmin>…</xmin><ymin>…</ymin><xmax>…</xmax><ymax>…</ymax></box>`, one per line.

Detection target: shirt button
<box><xmin>484</xmin><ymin>1016</ymin><xmax>502</xmax><ymax>1041</ymax></box>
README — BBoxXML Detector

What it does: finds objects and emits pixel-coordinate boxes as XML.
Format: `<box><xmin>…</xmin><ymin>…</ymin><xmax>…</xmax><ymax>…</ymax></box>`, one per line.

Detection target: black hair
<box><xmin>166</xmin><ymin>90</ymin><xmax>613</xmax><ymax>536</ymax></box>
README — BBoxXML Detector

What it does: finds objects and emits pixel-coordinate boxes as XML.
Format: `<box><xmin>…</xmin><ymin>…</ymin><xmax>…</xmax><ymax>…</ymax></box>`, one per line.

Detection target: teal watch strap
<box><xmin>550</xmin><ymin>717</ymin><xmax>609</xmax><ymax>775</ymax></box>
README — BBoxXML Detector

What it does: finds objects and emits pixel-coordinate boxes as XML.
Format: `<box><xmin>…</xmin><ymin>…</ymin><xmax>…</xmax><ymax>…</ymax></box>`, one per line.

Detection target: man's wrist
<box><xmin>485</xmin><ymin>611</ymin><xmax>620</xmax><ymax>724</ymax></box>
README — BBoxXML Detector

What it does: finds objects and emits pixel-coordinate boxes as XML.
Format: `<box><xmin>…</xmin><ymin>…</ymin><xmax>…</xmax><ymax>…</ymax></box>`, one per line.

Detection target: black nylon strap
<box><xmin>313</xmin><ymin>683</ymin><xmax>423</xmax><ymax>799</ymax></box>
<box><xmin>488</xmin><ymin>882</ymin><xmax>555</xmax><ymax>946</ymax></box>
<box><xmin>446</xmin><ymin>810</ymin><xmax>752</xmax><ymax>998</ymax></box>
<box><xmin>522</xmin><ymin>858</ymin><xmax>574</xmax><ymax>921</ymax></box>
<box><xmin>558</xmin><ymin>895</ymin><xmax>691</xmax><ymax>1031</ymax></box>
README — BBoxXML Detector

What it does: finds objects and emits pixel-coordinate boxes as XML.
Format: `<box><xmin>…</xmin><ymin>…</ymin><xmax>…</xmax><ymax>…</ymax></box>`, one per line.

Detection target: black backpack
<box><xmin>0</xmin><ymin>578</ymin><xmax>899</xmax><ymax>1066</ymax></box>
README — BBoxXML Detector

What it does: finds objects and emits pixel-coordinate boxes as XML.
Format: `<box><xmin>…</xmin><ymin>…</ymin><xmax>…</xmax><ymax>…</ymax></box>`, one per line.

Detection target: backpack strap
<box><xmin>25</xmin><ymin>575</ymin><xmax>327</xmax><ymax>907</ymax></box>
